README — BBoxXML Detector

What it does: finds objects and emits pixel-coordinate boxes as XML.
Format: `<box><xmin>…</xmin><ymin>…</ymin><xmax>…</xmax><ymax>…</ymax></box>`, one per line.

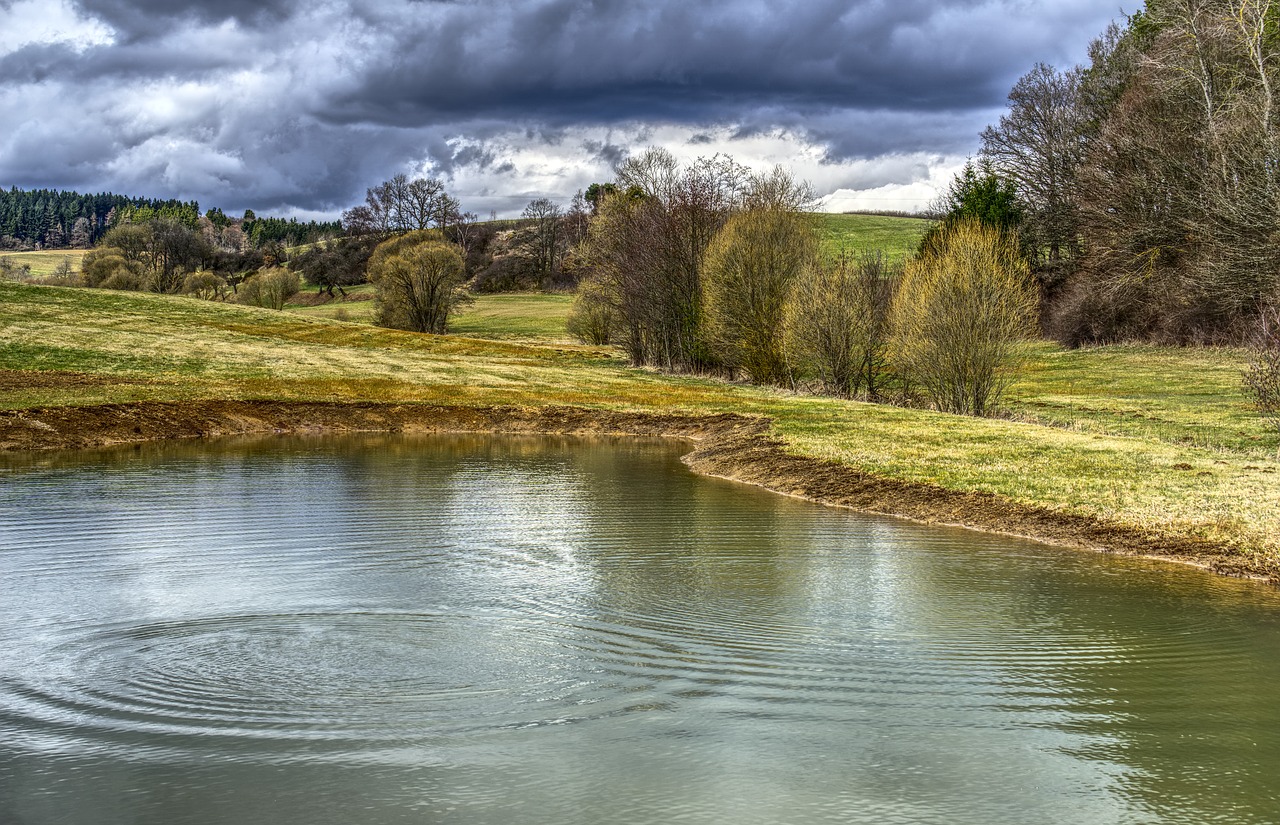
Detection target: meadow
<box><xmin>0</xmin><ymin>249</ymin><xmax>88</xmax><ymax>277</ymax></box>
<box><xmin>2</xmin><ymin>278</ymin><xmax>1277</xmax><ymax>575</ymax></box>
<box><xmin>815</xmin><ymin>212</ymin><xmax>931</xmax><ymax>258</ymax></box>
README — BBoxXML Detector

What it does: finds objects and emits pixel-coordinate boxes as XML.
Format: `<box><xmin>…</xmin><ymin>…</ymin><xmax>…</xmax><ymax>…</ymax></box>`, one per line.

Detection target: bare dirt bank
<box><xmin>1</xmin><ymin>399</ymin><xmax>1273</xmax><ymax>584</ymax></box>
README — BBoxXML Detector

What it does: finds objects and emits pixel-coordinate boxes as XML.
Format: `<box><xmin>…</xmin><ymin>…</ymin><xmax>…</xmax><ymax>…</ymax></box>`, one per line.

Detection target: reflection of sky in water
<box><xmin>2</xmin><ymin>435</ymin><xmax>1280</xmax><ymax>825</ymax></box>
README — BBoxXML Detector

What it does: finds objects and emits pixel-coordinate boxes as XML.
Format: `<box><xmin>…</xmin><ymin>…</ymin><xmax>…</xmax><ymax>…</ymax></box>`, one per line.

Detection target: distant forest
<box><xmin>0</xmin><ymin>187</ymin><xmax>341</xmax><ymax>250</ymax></box>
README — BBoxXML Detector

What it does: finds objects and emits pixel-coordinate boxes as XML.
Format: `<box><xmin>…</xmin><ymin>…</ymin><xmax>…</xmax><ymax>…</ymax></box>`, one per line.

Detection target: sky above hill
<box><xmin>0</xmin><ymin>0</ymin><xmax>1124</xmax><ymax>219</ymax></box>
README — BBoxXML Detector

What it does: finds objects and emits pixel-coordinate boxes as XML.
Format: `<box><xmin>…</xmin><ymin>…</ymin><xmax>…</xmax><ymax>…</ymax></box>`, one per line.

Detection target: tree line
<box><xmin>0</xmin><ymin>186</ymin><xmax>340</xmax><ymax>251</ymax></box>
<box><xmin>973</xmin><ymin>0</ymin><xmax>1280</xmax><ymax>345</ymax></box>
<box><xmin>568</xmin><ymin>149</ymin><xmax>1038</xmax><ymax>416</ymax></box>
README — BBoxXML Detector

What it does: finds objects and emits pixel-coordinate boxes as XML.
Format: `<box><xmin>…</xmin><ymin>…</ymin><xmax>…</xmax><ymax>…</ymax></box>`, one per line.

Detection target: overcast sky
<box><xmin>0</xmin><ymin>0</ymin><xmax>1125</xmax><ymax>219</ymax></box>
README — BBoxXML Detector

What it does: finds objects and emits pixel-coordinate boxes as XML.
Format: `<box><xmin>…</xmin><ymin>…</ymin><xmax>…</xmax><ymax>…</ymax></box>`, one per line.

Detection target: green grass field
<box><xmin>1</xmin><ymin>249</ymin><xmax>88</xmax><ymax>277</ymax></box>
<box><xmin>816</xmin><ymin>213</ymin><xmax>932</xmax><ymax>259</ymax></box>
<box><xmin>1</xmin><ymin>279</ymin><xmax>1277</xmax><ymax>568</ymax></box>
<box><xmin>284</xmin><ymin>291</ymin><xmax>576</xmax><ymax>341</ymax></box>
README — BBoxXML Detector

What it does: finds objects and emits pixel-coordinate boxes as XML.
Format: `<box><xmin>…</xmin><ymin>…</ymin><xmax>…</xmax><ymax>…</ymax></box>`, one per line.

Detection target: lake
<box><xmin>2</xmin><ymin>435</ymin><xmax>1279</xmax><ymax>824</ymax></box>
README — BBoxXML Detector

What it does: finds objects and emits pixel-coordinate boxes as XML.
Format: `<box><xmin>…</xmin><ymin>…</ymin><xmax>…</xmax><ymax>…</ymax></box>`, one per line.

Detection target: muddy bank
<box><xmin>0</xmin><ymin>399</ymin><xmax>1273</xmax><ymax>583</ymax></box>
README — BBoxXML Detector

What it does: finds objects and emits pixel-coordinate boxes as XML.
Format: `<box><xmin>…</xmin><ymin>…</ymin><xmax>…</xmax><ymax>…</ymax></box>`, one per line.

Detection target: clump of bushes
<box><xmin>182</xmin><ymin>271</ymin><xmax>231</xmax><ymax>301</ymax></box>
<box><xmin>237</xmin><ymin>268</ymin><xmax>299</xmax><ymax>310</ymax></box>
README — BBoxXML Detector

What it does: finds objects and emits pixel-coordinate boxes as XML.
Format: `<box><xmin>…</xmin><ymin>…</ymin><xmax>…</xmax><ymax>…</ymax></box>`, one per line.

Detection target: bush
<box><xmin>182</xmin><ymin>270</ymin><xmax>230</xmax><ymax>300</ymax></box>
<box><xmin>1244</xmin><ymin>305</ymin><xmax>1280</xmax><ymax>437</ymax></box>
<box><xmin>367</xmin><ymin>230</ymin><xmax>469</xmax><ymax>333</ymax></box>
<box><xmin>702</xmin><ymin>208</ymin><xmax>817</xmax><ymax>384</ymax></box>
<box><xmin>566</xmin><ymin>277</ymin><xmax>619</xmax><ymax>345</ymax></box>
<box><xmin>82</xmin><ymin>248</ymin><xmax>144</xmax><ymax>289</ymax></box>
<box><xmin>99</xmin><ymin>267</ymin><xmax>147</xmax><ymax>291</ymax></box>
<box><xmin>787</xmin><ymin>251</ymin><xmax>901</xmax><ymax>398</ymax></box>
<box><xmin>237</xmin><ymin>267</ymin><xmax>299</xmax><ymax>310</ymax></box>
<box><xmin>0</xmin><ymin>256</ymin><xmax>31</xmax><ymax>281</ymax></box>
<box><xmin>891</xmin><ymin>219</ymin><xmax>1038</xmax><ymax>416</ymax></box>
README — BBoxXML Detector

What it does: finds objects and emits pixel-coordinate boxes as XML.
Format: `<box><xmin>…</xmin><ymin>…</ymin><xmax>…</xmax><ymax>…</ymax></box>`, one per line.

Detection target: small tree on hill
<box><xmin>367</xmin><ymin>230</ymin><xmax>469</xmax><ymax>333</ymax></box>
<box><xmin>892</xmin><ymin>219</ymin><xmax>1039</xmax><ymax>416</ymax></box>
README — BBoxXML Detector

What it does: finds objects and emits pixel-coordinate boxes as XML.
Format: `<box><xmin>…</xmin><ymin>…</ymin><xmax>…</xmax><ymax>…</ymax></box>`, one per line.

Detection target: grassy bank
<box><xmin>1</xmin><ymin>280</ymin><xmax>1277</xmax><ymax>576</ymax></box>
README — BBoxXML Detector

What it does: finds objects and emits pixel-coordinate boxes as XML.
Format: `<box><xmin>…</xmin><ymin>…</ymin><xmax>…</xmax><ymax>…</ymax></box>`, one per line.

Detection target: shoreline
<box><xmin>0</xmin><ymin>399</ymin><xmax>1273</xmax><ymax>585</ymax></box>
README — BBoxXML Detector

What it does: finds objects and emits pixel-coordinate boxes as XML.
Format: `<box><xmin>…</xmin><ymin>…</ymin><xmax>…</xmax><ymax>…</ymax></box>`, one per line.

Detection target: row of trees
<box><xmin>976</xmin><ymin>0</ymin><xmax>1280</xmax><ymax>344</ymax></box>
<box><xmin>0</xmin><ymin>187</ymin><xmax>339</xmax><ymax>252</ymax></box>
<box><xmin>569</xmin><ymin>150</ymin><xmax>1040</xmax><ymax>415</ymax></box>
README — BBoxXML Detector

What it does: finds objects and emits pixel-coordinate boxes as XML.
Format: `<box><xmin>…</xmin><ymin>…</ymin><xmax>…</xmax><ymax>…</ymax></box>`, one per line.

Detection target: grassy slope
<box><xmin>1</xmin><ymin>280</ymin><xmax>1278</xmax><ymax>565</ymax></box>
<box><xmin>2</xmin><ymin>249</ymin><xmax>88</xmax><ymax>276</ymax></box>
<box><xmin>816</xmin><ymin>213</ymin><xmax>932</xmax><ymax>259</ymax></box>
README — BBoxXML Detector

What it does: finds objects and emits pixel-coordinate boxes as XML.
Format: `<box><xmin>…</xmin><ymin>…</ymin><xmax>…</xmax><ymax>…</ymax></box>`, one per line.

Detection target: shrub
<box><xmin>182</xmin><ymin>270</ymin><xmax>230</xmax><ymax>300</ymax></box>
<box><xmin>0</xmin><ymin>256</ymin><xmax>32</xmax><ymax>281</ymax></box>
<box><xmin>702</xmin><ymin>208</ymin><xmax>817</xmax><ymax>385</ymax></box>
<box><xmin>238</xmin><ymin>267</ymin><xmax>299</xmax><ymax>310</ymax></box>
<box><xmin>1244</xmin><ymin>305</ymin><xmax>1280</xmax><ymax>437</ymax></box>
<box><xmin>787</xmin><ymin>251</ymin><xmax>901</xmax><ymax>398</ymax></box>
<box><xmin>891</xmin><ymin>219</ymin><xmax>1039</xmax><ymax>416</ymax></box>
<box><xmin>81</xmin><ymin>248</ymin><xmax>143</xmax><ymax>288</ymax></box>
<box><xmin>99</xmin><ymin>267</ymin><xmax>146</xmax><ymax>291</ymax></box>
<box><xmin>367</xmin><ymin>230</ymin><xmax>469</xmax><ymax>333</ymax></box>
<box><xmin>566</xmin><ymin>277</ymin><xmax>619</xmax><ymax>345</ymax></box>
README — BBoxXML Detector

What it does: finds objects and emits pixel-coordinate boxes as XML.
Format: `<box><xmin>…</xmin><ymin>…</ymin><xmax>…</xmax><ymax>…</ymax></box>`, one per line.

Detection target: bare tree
<box><xmin>980</xmin><ymin>62</ymin><xmax>1085</xmax><ymax>286</ymax></box>
<box><xmin>787</xmin><ymin>251</ymin><xmax>901</xmax><ymax>399</ymax></box>
<box><xmin>1062</xmin><ymin>0</ymin><xmax>1280</xmax><ymax>343</ymax></box>
<box><xmin>522</xmin><ymin>198</ymin><xmax>563</xmax><ymax>289</ymax></box>
<box><xmin>1244</xmin><ymin>303</ymin><xmax>1280</xmax><ymax>438</ymax></box>
<box><xmin>343</xmin><ymin>174</ymin><xmax>456</xmax><ymax>235</ymax></box>
<box><xmin>585</xmin><ymin>149</ymin><xmax>746</xmax><ymax>370</ymax></box>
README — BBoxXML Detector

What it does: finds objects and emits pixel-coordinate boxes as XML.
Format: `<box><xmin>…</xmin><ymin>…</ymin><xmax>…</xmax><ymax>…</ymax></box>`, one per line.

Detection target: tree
<box><xmin>367</xmin><ymin>230</ymin><xmax>469</xmax><ymax>333</ymax></box>
<box><xmin>787</xmin><ymin>251</ymin><xmax>901</xmax><ymax>399</ymax></box>
<box><xmin>981</xmin><ymin>62</ymin><xmax>1086</xmax><ymax>287</ymax></box>
<box><xmin>891</xmin><ymin>219</ymin><xmax>1039</xmax><ymax>416</ymax></box>
<box><xmin>292</xmin><ymin>235</ymin><xmax>378</xmax><ymax>297</ymax></box>
<box><xmin>584</xmin><ymin>149</ymin><xmax>747</xmax><ymax>371</ymax></box>
<box><xmin>343</xmin><ymin>174</ymin><xmax>456</xmax><ymax>236</ymax></box>
<box><xmin>522</xmin><ymin>198</ymin><xmax>563</xmax><ymax>288</ymax></box>
<box><xmin>702</xmin><ymin>207</ymin><xmax>817</xmax><ymax>385</ymax></box>
<box><xmin>1244</xmin><ymin>303</ymin><xmax>1280</xmax><ymax>438</ymax></box>
<box><xmin>69</xmin><ymin>217</ymin><xmax>93</xmax><ymax>249</ymax></box>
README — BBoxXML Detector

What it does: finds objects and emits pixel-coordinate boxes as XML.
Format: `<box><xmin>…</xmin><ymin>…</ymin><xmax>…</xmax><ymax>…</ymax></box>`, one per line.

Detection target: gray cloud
<box><xmin>0</xmin><ymin>0</ymin><xmax>1123</xmax><ymax>216</ymax></box>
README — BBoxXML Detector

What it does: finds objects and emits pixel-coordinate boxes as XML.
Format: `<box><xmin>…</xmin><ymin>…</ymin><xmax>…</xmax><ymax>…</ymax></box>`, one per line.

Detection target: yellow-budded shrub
<box><xmin>891</xmin><ymin>219</ymin><xmax>1038</xmax><ymax>416</ymax></box>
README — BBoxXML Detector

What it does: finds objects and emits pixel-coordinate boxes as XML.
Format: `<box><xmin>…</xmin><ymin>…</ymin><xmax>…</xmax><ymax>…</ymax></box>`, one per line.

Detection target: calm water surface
<box><xmin>2</xmin><ymin>435</ymin><xmax>1280</xmax><ymax>824</ymax></box>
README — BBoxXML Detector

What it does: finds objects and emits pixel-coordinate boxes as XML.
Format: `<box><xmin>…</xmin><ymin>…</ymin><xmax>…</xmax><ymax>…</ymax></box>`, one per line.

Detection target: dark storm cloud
<box><xmin>69</xmin><ymin>0</ymin><xmax>294</xmax><ymax>41</ymax></box>
<box><xmin>317</xmin><ymin>0</ymin><xmax>1089</xmax><ymax>128</ymax></box>
<box><xmin>1</xmin><ymin>0</ymin><xmax>1122</xmax><ymax>214</ymax></box>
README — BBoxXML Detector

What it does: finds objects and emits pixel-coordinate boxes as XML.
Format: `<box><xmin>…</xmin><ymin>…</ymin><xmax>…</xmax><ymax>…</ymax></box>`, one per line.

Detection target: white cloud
<box><xmin>0</xmin><ymin>0</ymin><xmax>112</xmax><ymax>56</ymax></box>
